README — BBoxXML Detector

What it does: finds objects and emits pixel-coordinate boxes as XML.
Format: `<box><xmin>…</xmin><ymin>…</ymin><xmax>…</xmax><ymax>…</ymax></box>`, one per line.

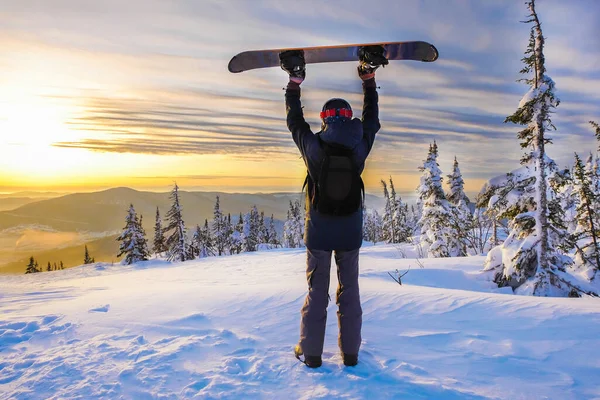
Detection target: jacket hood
<box><xmin>319</xmin><ymin>118</ymin><xmax>363</xmax><ymax>150</ymax></box>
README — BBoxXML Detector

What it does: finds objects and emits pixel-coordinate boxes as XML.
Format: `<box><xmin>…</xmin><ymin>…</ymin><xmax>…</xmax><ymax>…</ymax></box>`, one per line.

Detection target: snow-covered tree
<box><xmin>153</xmin><ymin>207</ymin><xmax>167</xmax><ymax>256</ymax></box>
<box><xmin>590</xmin><ymin>120</ymin><xmax>600</xmax><ymax>150</ymax></box>
<box><xmin>380</xmin><ymin>180</ymin><xmax>395</xmax><ymax>243</ymax></box>
<box><xmin>228</xmin><ymin>213</ymin><xmax>244</xmax><ymax>254</ymax></box>
<box><xmin>265</xmin><ymin>214</ymin><xmax>279</xmax><ymax>246</ymax></box>
<box><xmin>481</xmin><ymin>1</ymin><xmax>580</xmax><ymax>296</ymax></box>
<box><xmin>570</xmin><ymin>153</ymin><xmax>600</xmax><ymax>277</ymax></box>
<box><xmin>363</xmin><ymin>209</ymin><xmax>383</xmax><ymax>244</ymax></box>
<box><xmin>389</xmin><ymin>178</ymin><xmax>411</xmax><ymax>243</ymax></box>
<box><xmin>165</xmin><ymin>183</ymin><xmax>189</xmax><ymax>262</ymax></box>
<box><xmin>191</xmin><ymin>220</ymin><xmax>214</xmax><ymax>258</ymax></box>
<box><xmin>284</xmin><ymin>200</ymin><xmax>304</xmax><ymax>248</ymax></box>
<box><xmin>258</xmin><ymin>211</ymin><xmax>268</xmax><ymax>244</ymax></box>
<box><xmin>212</xmin><ymin>196</ymin><xmax>229</xmax><ymax>256</ymax></box>
<box><xmin>46</xmin><ymin>261</ymin><xmax>51</xmax><ymax>272</ymax></box>
<box><xmin>242</xmin><ymin>206</ymin><xmax>261</xmax><ymax>252</ymax></box>
<box><xmin>117</xmin><ymin>204</ymin><xmax>150</xmax><ymax>265</ymax></box>
<box><xmin>447</xmin><ymin>157</ymin><xmax>470</xmax><ymax>205</ymax></box>
<box><xmin>417</xmin><ymin>142</ymin><xmax>459</xmax><ymax>257</ymax></box>
<box><xmin>25</xmin><ymin>256</ymin><xmax>40</xmax><ymax>274</ymax></box>
<box><xmin>446</xmin><ymin>157</ymin><xmax>472</xmax><ymax>256</ymax></box>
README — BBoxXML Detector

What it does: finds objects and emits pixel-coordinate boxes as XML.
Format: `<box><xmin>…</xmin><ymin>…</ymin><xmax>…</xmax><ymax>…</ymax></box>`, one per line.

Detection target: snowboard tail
<box><xmin>228</xmin><ymin>41</ymin><xmax>438</xmax><ymax>73</ymax></box>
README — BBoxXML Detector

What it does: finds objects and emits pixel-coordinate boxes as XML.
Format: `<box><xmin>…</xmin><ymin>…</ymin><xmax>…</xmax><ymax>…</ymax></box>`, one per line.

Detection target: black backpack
<box><xmin>303</xmin><ymin>140</ymin><xmax>364</xmax><ymax>216</ymax></box>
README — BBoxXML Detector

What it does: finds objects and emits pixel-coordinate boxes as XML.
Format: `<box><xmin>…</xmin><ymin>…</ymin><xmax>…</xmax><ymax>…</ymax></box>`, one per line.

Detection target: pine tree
<box><xmin>590</xmin><ymin>120</ymin><xmax>600</xmax><ymax>150</ymax></box>
<box><xmin>189</xmin><ymin>225</ymin><xmax>201</xmax><ymax>258</ymax></box>
<box><xmin>258</xmin><ymin>211</ymin><xmax>268</xmax><ymax>244</ymax></box>
<box><xmin>481</xmin><ymin>0</ymin><xmax>575</xmax><ymax>296</ymax></box>
<box><xmin>283</xmin><ymin>200</ymin><xmax>304</xmax><ymax>248</ymax></box>
<box><xmin>199</xmin><ymin>219</ymin><xmax>215</xmax><ymax>257</ymax></box>
<box><xmin>60</xmin><ymin>261</ymin><xmax>64</xmax><ymax>270</ymax></box>
<box><xmin>266</xmin><ymin>214</ymin><xmax>279</xmax><ymax>246</ymax></box>
<box><xmin>417</xmin><ymin>142</ymin><xmax>457</xmax><ymax>257</ymax></box>
<box><xmin>571</xmin><ymin>153</ymin><xmax>600</xmax><ymax>276</ymax></box>
<box><xmin>153</xmin><ymin>207</ymin><xmax>167</xmax><ymax>256</ymax></box>
<box><xmin>25</xmin><ymin>256</ymin><xmax>40</xmax><ymax>274</ymax></box>
<box><xmin>228</xmin><ymin>215</ymin><xmax>243</xmax><ymax>254</ymax></box>
<box><xmin>446</xmin><ymin>157</ymin><xmax>472</xmax><ymax>256</ymax></box>
<box><xmin>53</xmin><ymin>262</ymin><xmax>58</xmax><ymax>271</ymax></box>
<box><xmin>47</xmin><ymin>262</ymin><xmax>52</xmax><ymax>272</ymax></box>
<box><xmin>447</xmin><ymin>157</ymin><xmax>470</xmax><ymax>205</ymax></box>
<box><xmin>225</xmin><ymin>213</ymin><xmax>234</xmax><ymax>254</ymax></box>
<box><xmin>363</xmin><ymin>209</ymin><xmax>383</xmax><ymax>244</ymax></box>
<box><xmin>84</xmin><ymin>245</ymin><xmax>94</xmax><ymax>264</ymax></box>
<box><xmin>212</xmin><ymin>196</ymin><xmax>228</xmax><ymax>256</ymax></box>
<box><xmin>389</xmin><ymin>177</ymin><xmax>411</xmax><ymax>243</ymax></box>
<box><xmin>117</xmin><ymin>204</ymin><xmax>150</xmax><ymax>265</ymax></box>
<box><xmin>380</xmin><ymin>180</ymin><xmax>395</xmax><ymax>243</ymax></box>
<box><xmin>165</xmin><ymin>183</ymin><xmax>188</xmax><ymax>262</ymax></box>
<box><xmin>242</xmin><ymin>206</ymin><xmax>260</xmax><ymax>252</ymax></box>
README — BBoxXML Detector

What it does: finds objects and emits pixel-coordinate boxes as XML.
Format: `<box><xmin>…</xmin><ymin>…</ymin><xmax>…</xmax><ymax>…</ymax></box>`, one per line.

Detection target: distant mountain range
<box><xmin>0</xmin><ymin>187</ymin><xmax>385</xmax><ymax>275</ymax></box>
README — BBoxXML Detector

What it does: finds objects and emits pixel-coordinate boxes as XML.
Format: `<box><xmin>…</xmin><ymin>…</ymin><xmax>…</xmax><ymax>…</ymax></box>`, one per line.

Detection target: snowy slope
<box><xmin>1</xmin><ymin>245</ymin><xmax>600</xmax><ymax>399</ymax></box>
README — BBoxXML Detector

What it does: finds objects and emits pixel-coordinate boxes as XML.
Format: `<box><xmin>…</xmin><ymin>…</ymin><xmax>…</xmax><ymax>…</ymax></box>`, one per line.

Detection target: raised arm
<box><xmin>285</xmin><ymin>81</ymin><xmax>317</xmax><ymax>153</ymax></box>
<box><xmin>360</xmin><ymin>78</ymin><xmax>381</xmax><ymax>154</ymax></box>
<box><xmin>280</xmin><ymin>50</ymin><xmax>319</xmax><ymax>159</ymax></box>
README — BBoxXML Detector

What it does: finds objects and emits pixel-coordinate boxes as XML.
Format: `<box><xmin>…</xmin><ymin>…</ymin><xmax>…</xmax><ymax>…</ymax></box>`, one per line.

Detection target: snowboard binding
<box><xmin>358</xmin><ymin>45</ymin><xmax>389</xmax><ymax>75</ymax></box>
<box><xmin>279</xmin><ymin>50</ymin><xmax>306</xmax><ymax>80</ymax></box>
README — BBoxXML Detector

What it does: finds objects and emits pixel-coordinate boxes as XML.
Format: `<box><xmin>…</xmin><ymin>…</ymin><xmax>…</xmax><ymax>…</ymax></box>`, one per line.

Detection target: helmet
<box><xmin>320</xmin><ymin>98</ymin><xmax>353</xmax><ymax>123</ymax></box>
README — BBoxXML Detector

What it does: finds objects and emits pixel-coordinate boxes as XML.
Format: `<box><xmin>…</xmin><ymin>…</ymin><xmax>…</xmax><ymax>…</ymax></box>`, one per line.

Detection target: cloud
<box><xmin>1</xmin><ymin>0</ymin><xmax>599</xmax><ymax>192</ymax></box>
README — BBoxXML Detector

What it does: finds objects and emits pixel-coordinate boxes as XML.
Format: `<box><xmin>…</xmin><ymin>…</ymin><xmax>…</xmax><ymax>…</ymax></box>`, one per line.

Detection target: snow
<box><xmin>1</xmin><ymin>244</ymin><xmax>600</xmax><ymax>399</ymax></box>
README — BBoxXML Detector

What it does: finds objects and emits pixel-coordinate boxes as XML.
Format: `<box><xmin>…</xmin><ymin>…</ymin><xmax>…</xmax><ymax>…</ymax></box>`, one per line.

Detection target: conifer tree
<box><xmin>84</xmin><ymin>245</ymin><xmax>95</xmax><ymax>264</ymax></box>
<box><xmin>212</xmin><ymin>196</ymin><xmax>228</xmax><ymax>256</ymax></box>
<box><xmin>53</xmin><ymin>262</ymin><xmax>58</xmax><ymax>271</ymax></box>
<box><xmin>571</xmin><ymin>153</ymin><xmax>600</xmax><ymax>275</ymax></box>
<box><xmin>364</xmin><ymin>209</ymin><xmax>383</xmax><ymax>244</ymax></box>
<box><xmin>47</xmin><ymin>262</ymin><xmax>52</xmax><ymax>272</ymax></box>
<box><xmin>165</xmin><ymin>183</ymin><xmax>188</xmax><ymax>262</ymax></box>
<box><xmin>25</xmin><ymin>256</ymin><xmax>40</xmax><ymax>274</ymax></box>
<box><xmin>229</xmin><ymin>215</ymin><xmax>243</xmax><ymax>254</ymax></box>
<box><xmin>153</xmin><ymin>207</ymin><xmax>167</xmax><ymax>256</ymax></box>
<box><xmin>417</xmin><ymin>142</ymin><xmax>457</xmax><ymax>257</ymax></box>
<box><xmin>284</xmin><ymin>200</ymin><xmax>304</xmax><ymax>248</ymax></box>
<box><xmin>200</xmin><ymin>219</ymin><xmax>216</xmax><ymax>257</ymax></box>
<box><xmin>446</xmin><ymin>157</ymin><xmax>472</xmax><ymax>256</ymax></box>
<box><xmin>242</xmin><ymin>206</ymin><xmax>260</xmax><ymax>252</ymax></box>
<box><xmin>225</xmin><ymin>213</ymin><xmax>234</xmax><ymax>255</ymax></box>
<box><xmin>258</xmin><ymin>211</ymin><xmax>268</xmax><ymax>244</ymax></box>
<box><xmin>389</xmin><ymin>177</ymin><xmax>411</xmax><ymax>243</ymax></box>
<box><xmin>117</xmin><ymin>204</ymin><xmax>150</xmax><ymax>265</ymax></box>
<box><xmin>380</xmin><ymin>180</ymin><xmax>395</xmax><ymax>243</ymax></box>
<box><xmin>60</xmin><ymin>261</ymin><xmax>64</xmax><ymax>270</ymax></box>
<box><xmin>481</xmin><ymin>0</ymin><xmax>577</xmax><ymax>296</ymax></box>
<box><xmin>590</xmin><ymin>120</ymin><xmax>600</xmax><ymax>150</ymax></box>
<box><xmin>266</xmin><ymin>214</ymin><xmax>279</xmax><ymax>246</ymax></box>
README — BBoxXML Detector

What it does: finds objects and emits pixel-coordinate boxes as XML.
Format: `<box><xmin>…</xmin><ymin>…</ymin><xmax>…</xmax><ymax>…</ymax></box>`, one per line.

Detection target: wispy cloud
<box><xmin>1</xmin><ymin>0</ymin><xmax>599</xmax><ymax>193</ymax></box>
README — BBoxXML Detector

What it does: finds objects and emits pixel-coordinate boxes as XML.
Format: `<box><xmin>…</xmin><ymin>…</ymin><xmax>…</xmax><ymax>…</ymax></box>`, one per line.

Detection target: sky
<box><xmin>0</xmin><ymin>0</ymin><xmax>599</xmax><ymax>195</ymax></box>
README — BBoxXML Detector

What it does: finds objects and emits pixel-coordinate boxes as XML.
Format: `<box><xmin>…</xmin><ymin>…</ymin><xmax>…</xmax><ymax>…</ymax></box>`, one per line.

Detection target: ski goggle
<box><xmin>319</xmin><ymin>108</ymin><xmax>353</xmax><ymax>119</ymax></box>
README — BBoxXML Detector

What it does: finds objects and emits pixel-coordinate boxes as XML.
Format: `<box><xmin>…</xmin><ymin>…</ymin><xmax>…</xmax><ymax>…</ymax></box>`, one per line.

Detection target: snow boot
<box><xmin>294</xmin><ymin>345</ymin><xmax>322</xmax><ymax>368</ymax></box>
<box><xmin>343</xmin><ymin>353</ymin><xmax>358</xmax><ymax>367</ymax></box>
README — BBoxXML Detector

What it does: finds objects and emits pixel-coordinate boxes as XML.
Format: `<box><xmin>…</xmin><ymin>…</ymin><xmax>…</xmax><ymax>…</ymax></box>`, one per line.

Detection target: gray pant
<box><xmin>299</xmin><ymin>248</ymin><xmax>362</xmax><ymax>357</ymax></box>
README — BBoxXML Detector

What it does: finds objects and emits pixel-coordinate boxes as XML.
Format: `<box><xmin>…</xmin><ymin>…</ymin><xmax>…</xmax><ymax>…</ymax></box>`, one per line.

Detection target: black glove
<box><xmin>358</xmin><ymin>45</ymin><xmax>388</xmax><ymax>80</ymax></box>
<box><xmin>279</xmin><ymin>50</ymin><xmax>306</xmax><ymax>83</ymax></box>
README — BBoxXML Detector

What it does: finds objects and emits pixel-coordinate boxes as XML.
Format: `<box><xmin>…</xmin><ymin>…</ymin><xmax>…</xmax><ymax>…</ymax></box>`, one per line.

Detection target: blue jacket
<box><xmin>285</xmin><ymin>79</ymin><xmax>381</xmax><ymax>251</ymax></box>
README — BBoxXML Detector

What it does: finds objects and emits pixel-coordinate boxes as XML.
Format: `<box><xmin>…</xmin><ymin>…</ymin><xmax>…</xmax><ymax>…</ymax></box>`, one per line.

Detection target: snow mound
<box><xmin>1</xmin><ymin>244</ymin><xmax>599</xmax><ymax>399</ymax></box>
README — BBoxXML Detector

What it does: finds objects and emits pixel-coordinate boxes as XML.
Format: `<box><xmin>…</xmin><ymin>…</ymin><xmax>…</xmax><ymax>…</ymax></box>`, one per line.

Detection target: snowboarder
<box><xmin>280</xmin><ymin>47</ymin><xmax>386</xmax><ymax>368</ymax></box>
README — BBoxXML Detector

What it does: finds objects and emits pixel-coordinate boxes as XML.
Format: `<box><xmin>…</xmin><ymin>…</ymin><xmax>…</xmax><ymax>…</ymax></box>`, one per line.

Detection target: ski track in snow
<box><xmin>1</xmin><ymin>244</ymin><xmax>600</xmax><ymax>399</ymax></box>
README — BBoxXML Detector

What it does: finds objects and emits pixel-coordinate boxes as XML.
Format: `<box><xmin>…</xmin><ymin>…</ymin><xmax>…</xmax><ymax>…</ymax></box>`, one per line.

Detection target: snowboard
<box><xmin>228</xmin><ymin>41</ymin><xmax>439</xmax><ymax>73</ymax></box>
